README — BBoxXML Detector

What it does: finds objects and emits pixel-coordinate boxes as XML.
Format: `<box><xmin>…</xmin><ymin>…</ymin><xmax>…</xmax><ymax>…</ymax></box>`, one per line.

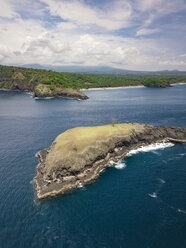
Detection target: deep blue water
<box><xmin>0</xmin><ymin>85</ymin><xmax>186</xmax><ymax>248</ymax></box>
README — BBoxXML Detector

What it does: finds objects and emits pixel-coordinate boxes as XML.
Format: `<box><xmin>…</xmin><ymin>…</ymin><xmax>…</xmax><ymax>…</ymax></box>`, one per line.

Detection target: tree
<box><xmin>111</xmin><ymin>118</ymin><xmax>117</xmax><ymax>127</ymax></box>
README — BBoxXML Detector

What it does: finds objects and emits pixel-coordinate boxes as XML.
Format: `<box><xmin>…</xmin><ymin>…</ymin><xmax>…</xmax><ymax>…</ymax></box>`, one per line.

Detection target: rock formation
<box><xmin>35</xmin><ymin>123</ymin><xmax>186</xmax><ymax>199</ymax></box>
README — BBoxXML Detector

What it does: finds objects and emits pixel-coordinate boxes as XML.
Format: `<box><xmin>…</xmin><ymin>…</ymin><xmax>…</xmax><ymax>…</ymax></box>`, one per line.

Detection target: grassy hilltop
<box><xmin>0</xmin><ymin>65</ymin><xmax>186</xmax><ymax>98</ymax></box>
<box><xmin>53</xmin><ymin>123</ymin><xmax>135</xmax><ymax>157</ymax></box>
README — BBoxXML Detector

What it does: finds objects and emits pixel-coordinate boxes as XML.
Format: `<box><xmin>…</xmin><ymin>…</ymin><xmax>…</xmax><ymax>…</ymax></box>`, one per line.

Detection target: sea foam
<box><xmin>126</xmin><ymin>142</ymin><xmax>174</xmax><ymax>157</ymax></box>
<box><xmin>158</xmin><ymin>178</ymin><xmax>166</xmax><ymax>184</ymax></box>
<box><xmin>109</xmin><ymin>159</ymin><xmax>127</xmax><ymax>169</ymax></box>
<box><xmin>115</xmin><ymin>161</ymin><xmax>127</xmax><ymax>170</ymax></box>
<box><xmin>178</xmin><ymin>209</ymin><xmax>186</xmax><ymax>214</ymax></box>
<box><xmin>77</xmin><ymin>183</ymin><xmax>84</xmax><ymax>188</ymax></box>
<box><xmin>35</xmin><ymin>97</ymin><xmax>54</xmax><ymax>100</ymax></box>
<box><xmin>148</xmin><ymin>192</ymin><xmax>157</xmax><ymax>198</ymax></box>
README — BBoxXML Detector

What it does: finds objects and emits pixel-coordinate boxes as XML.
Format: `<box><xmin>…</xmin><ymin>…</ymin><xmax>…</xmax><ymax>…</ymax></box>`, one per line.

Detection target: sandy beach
<box><xmin>81</xmin><ymin>82</ymin><xmax>186</xmax><ymax>91</ymax></box>
<box><xmin>171</xmin><ymin>82</ymin><xmax>186</xmax><ymax>86</ymax></box>
<box><xmin>81</xmin><ymin>85</ymin><xmax>145</xmax><ymax>91</ymax></box>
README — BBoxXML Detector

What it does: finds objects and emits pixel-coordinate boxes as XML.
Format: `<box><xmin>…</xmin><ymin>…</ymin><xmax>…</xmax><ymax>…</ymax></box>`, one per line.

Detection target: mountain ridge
<box><xmin>22</xmin><ymin>64</ymin><xmax>186</xmax><ymax>76</ymax></box>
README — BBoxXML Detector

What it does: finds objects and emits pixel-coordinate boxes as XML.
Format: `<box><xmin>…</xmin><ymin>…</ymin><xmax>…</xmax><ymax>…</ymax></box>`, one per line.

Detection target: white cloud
<box><xmin>41</xmin><ymin>0</ymin><xmax>132</xmax><ymax>30</ymax></box>
<box><xmin>0</xmin><ymin>15</ymin><xmax>185</xmax><ymax>70</ymax></box>
<box><xmin>0</xmin><ymin>0</ymin><xmax>185</xmax><ymax>70</ymax></box>
<box><xmin>180</xmin><ymin>54</ymin><xmax>186</xmax><ymax>57</ymax></box>
<box><xmin>134</xmin><ymin>0</ymin><xmax>186</xmax><ymax>36</ymax></box>
<box><xmin>0</xmin><ymin>18</ymin><xmax>164</xmax><ymax>70</ymax></box>
<box><xmin>136</xmin><ymin>28</ymin><xmax>160</xmax><ymax>36</ymax></box>
<box><xmin>0</xmin><ymin>0</ymin><xmax>19</xmax><ymax>18</ymax></box>
<box><xmin>159</xmin><ymin>60</ymin><xmax>186</xmax><ymax>66</ymax></box>
<box><xmin>57</xmin><ymin>22</ymin><xmax>77</xmax><ymax>30</ymax></box>
<box><xmin>135</xmin><ymin>0</ymin><xmax>186</xmax><ymax>14</ymax></box>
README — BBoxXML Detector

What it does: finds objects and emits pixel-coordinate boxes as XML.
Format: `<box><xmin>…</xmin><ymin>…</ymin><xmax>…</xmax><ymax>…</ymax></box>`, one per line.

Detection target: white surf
<box><xmin>115</xmin><ymin>161</ymin><xmax>127</xmax><ymax>170</ymax></box>
<box><xmin>126</xmin><ymin>142</ymin><xmax>174</xmax><ymax>157</ymax></box>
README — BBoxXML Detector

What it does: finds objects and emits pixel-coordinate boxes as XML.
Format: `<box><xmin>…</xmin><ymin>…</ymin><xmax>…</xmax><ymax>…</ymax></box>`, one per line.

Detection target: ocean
<box><xmin>0</xmin><ymin>85</ymin><xmax>186</xmax><ymax>248</ymax></box>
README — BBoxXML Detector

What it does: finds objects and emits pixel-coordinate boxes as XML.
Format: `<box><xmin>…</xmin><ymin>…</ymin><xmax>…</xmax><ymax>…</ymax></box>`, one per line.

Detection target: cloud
<box><xmin>41</xmin><ymin>0</ymin><xmax>132</xmax><ymax>31</ymax></box>
<box><xmin>0</xmin><ymin>0</ymin><xmax>185</xmax><ymax>70</ymax></box>
<box><xmin>136</xmin><ymin>28</ymin><xmax>160</xmax><ymax>36</ymax></box>
<box><xmin>159</xmin><ymin>60</ymin><xmax>186</xmax><ymax>66</ymax></box>
<box><xmin>0</xmin><ymin>0</ymin><xmax>19</xmax><ymax>18</ymax></box>
<box><xmin>57</xmin><ymin>22</ymin><xmax>77</xmax><ymax>30</ymax></box>
<box><xmin>135</xmin><ymin>0</ymin><xmax>186</xmax><ymax>14</ymax></box>
<box><xmin>180</xmin><ymin>54</ymin><xmax>186</xmax><ymax>57</ymax></box>
<box><xmin>134</xmin><ymin>0</ymin><xmax>186</xmax><ymax>36</ymax></box>
<box><xmin>0</xmin><ymin>18</ymin><xmax>164</xmax><ymax>70</ymax></box>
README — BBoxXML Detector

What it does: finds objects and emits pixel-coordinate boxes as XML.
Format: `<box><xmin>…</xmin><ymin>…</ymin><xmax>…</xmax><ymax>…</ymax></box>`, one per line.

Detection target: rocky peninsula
<box><xmin>34</xmin><ymin>84</ymin><xmax>88</xmax><ymax>100</ymax></box>
<box><xmin>35</xmin><ymin>123</ymin><xmax>186</xmax><ymax>199</ymax></box>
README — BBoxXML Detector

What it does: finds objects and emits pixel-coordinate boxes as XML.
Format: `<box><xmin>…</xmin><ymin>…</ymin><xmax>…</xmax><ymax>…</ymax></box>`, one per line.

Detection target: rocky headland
<box><xmin>34</xmin><ymin>84</ymin><xmax>88</xmax><ymax>100</ymax></box>
<box><xmin>35</xmin><ymin>123</ymin><xmax>186</xmax><ymax>199</ymax></box>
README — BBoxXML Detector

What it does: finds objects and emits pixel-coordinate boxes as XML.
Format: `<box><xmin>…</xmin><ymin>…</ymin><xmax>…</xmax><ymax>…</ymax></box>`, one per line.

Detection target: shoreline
<box><xmin>34</xmin><ymin>123</ymin><xmax>186</xmax><ymax>200</ymax></box>
<box><xmin>81</xmin><ymin>82</ymin><xmax>186</xmax><ymax>91</ymax></box>
<box><xmin>170</xmin><ymin>82</ymin><xmax>186</xmax><ymax>86</ymax></box>
<box><xmin>1</xmin><ymin>82</ymin><xmax>186</xmax><ymax>95</ymax></box>
<box><xmin>0</xmin><ymin>88</ymin><xmax>87</xmax><ymax>100</ymax></box>
<box><xmin>35</xmin><ymin>138</ymin><xmax>166</xmax><ymax>199</ymax></box>
<box><xmin>81</xmin><ymin>85</ymin><xmax>145</xmax><ymax>91</ymax></box>
<box><xmin>35</xmin><ymin>137</ymin><xmax>186</xmax><ymax>200</ymax></box>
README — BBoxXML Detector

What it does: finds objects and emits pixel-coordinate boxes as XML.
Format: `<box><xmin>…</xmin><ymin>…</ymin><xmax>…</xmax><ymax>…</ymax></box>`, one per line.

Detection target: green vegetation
<box><xmin>0</xmin><ymin>65</ymin><xmax>185</xmax><ymax>93</ymax></box>
<box><xmin>34</xmin><ymin>83</ymin><xmax>87</xmax><ymax>99</ymax></box>
<box><xmin>142</xmin><ymin>78</ymin><xmax>170</xmax><ymax>87</ymax></box>
<box><xmin>0</xmin><ymin>81</ymin><xmax>12</xmax><ymax>89</ymax></box>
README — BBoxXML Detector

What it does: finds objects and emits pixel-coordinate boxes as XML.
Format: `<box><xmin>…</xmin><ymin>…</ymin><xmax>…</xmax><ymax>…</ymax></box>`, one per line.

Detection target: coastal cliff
<box><xmin>34</xmin><ymin>84</ymin><xmax>88</xmax><ymax>100</ymax></box>
<box><xmin>35</xmin><ymin>123</ymin><xmax>186</xmax><ymax>199</ymax></box>
<box><xmin>0</xmin><ymin>65</ymin><xmax>88</xmax><ymax>100</ymax></box>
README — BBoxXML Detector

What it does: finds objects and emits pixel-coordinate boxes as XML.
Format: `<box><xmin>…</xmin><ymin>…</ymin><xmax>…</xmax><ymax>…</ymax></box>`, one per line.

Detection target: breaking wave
<box><xmin>126</xmin><ymin>142</ymin><xmax>174</xmax><ymax>157</ymax></box>
<box><xmin>148</xmin><ymin>192</ymin><xmax>157</xmax><ymax>198</ymax></box>
<box><xmin>115</xmin><ymin>161</ymin><xmax>127</xmax><ymax>170</ymax></box>
<box><xmin>109</xmin><ymin>160</ymin><xmax>127</xmax><ymax>170</ymax></box>
<box><xmin>158</xmin><ymin>178</ymin><xmax>166</xmax><ymax>184</ymax></box>
<box><xmin>35</xmin><ymin>97</ymin><xmax>54</xmax><ymax>100</ymax></box>
<box><xmin>26</xmin><ymin>92</ymin><xmax>34</xmax><ymax>96</ymax></box>
<box><xmin>177</xmin><ymin>209</ymin><xmax>186</xmax><ymax>214</ymax></box>
<box><xmin>77</xmin><ymin>183</ymin><xmax>84</xmax><ymax>188</ymax></box>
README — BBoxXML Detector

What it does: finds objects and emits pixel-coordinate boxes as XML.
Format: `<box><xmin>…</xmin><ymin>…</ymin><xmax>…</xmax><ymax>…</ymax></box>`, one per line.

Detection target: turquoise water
<box><xmin>0</xmin><ymin>85</ymin><xmax>186</xmax><ymax>248</ymax></box>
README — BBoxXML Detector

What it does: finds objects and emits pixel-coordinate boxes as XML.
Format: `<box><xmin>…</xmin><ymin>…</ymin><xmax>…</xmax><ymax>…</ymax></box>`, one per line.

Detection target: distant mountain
<box><xmin>22</xmin><ymin>64</ymin><xmax>186</xmax><ymax>76</ymax></box>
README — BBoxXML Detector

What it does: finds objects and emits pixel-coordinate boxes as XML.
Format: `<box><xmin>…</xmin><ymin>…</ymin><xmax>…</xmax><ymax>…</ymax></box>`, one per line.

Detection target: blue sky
<box><xmin>0</xmin><ymin>0</ymin><xmax>186</xmax><ymax>70</ymax></box>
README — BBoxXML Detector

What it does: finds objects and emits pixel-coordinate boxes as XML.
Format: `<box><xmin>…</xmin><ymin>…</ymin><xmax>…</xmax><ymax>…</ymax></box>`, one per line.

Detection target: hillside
<box><xmin>0</xmin><ymin>65</ymin><xmax>186</xmax><ymax>98</ymax></box>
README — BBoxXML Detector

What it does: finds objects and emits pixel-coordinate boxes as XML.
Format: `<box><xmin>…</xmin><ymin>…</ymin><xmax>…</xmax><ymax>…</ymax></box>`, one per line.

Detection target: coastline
<box><xmin>1</xmin><ymin>82</ymin><xmax>186</xmax><ymax>96</ymax></box>
<box><xmin>34</xmin><ymin>124</ymin><xmax>186</xmax><ymax>200</ymax></box>
<box><xmin>0</xmin><ymin>88</ymin><xmax>88</xmax><ymax>100</ymax></box>
<box><xmin>170</xmin><ymin>82</ymin><xmax>186</xmax><ymax>86</ymax></box>
<box><xmin>81</xmin><ymin>85</ymin><xmax>145</xmax><ymax>91</ymax></box>
<box><xmin>81</xmin><ymin>82</ymin><xmax>186</xmax><ymax>91</ymax></box>
<box><xmin>35</xmin><ymin>137</ymin><xmax>186</xmax><ymax>200</ymax></box>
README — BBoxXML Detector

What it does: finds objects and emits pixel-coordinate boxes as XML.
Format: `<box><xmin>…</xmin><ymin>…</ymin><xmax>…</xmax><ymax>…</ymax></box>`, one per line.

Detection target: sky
<box><xmin>0</xmin><ymin>0</ymin><xmax>186</xmax><ymax>71</ymax></box>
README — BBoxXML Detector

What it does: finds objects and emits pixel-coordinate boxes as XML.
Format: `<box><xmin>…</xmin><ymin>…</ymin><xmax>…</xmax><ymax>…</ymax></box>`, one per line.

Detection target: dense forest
<box><xmin>0</xmin><ymin>65</ymin><xmax>186</xmax><ymax>92</ymax></box>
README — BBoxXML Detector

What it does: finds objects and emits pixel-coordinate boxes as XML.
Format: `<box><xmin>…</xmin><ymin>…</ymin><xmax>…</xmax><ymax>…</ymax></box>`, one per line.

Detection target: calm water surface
<box><xmin>0</xmin><ymin>85</ymin><xmax>186</xmax><ymax>248</ymax></box>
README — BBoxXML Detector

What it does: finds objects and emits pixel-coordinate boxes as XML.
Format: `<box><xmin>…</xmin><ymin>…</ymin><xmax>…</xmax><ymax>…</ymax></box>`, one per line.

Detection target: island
<box><xmin>35</xmin><ymin>123</ymin><xmax>186</xmax><ymax>199</ymax></box>
<box><xmin>1</xmin><ymin>65</ymin><xmax>186</xmax><ymax>99</ymax></box>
